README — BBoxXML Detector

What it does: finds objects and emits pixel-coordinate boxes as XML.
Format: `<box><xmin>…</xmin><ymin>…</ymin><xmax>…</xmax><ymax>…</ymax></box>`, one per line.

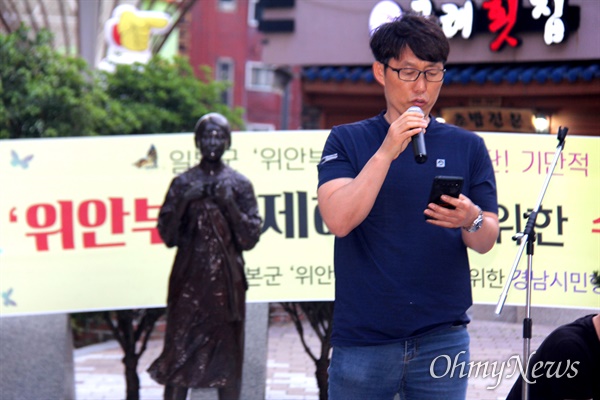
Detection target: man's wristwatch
<box><xmin>463</xmin><ymin>206</ymin><xmax>484</xmax><ymax>233</ymax></box>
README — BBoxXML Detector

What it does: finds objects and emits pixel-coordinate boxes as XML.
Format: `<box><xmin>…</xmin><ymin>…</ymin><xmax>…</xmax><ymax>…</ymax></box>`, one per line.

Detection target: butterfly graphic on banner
<box><xmin>133</xmin><ymin>144</ymin><xmax>157</xmax><ymax>168</ymax></box>
<box><xmin>2</xmin><ymin>288</ymin><xmax>17</xmax><ymax>307</ymax></box>
<box><xmin>10</xmin><ymin>150</ymin><xmax>33</xmax><ymax>169</ymax></box>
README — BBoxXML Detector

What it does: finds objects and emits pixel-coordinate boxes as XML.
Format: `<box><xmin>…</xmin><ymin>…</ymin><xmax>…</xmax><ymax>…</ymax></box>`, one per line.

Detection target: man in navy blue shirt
<box><xmin>317</xmin><ymin>12</ymin><xmax>499</xmax><ymax>400</ymax></box>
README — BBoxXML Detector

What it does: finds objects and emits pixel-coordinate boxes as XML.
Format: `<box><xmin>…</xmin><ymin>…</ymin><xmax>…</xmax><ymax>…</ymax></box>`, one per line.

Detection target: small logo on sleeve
<box><xmin>320</xmin><ymin>153</ymin><xmax>338</xmax><ymax>164</ymax></box>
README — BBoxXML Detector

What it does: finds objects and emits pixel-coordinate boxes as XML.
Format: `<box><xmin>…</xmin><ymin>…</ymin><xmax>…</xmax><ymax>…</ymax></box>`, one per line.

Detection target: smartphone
<box><xmin>426</xmin><ymin>176</ymin><xmax>464</xmax><ymax>217</ymax></box>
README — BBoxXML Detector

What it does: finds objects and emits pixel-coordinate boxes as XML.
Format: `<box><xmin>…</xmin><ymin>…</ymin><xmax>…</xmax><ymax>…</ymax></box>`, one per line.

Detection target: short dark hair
<box><xmin>194</xmin><ymin>112</ymin><xmax>232</xmax><ymax>148</ymax></box>
<box><xmin>370</xmin><ymin>12</ymin><xmax>449</xmax><ymax>65</ymax></box>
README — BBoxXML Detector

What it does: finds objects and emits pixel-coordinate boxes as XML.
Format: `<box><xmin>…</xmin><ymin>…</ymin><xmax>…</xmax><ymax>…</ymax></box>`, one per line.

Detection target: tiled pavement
<box><xmin>75</xmin><ymin>318</ymin><xmax>556</xmax><ymax>400</ymax></box>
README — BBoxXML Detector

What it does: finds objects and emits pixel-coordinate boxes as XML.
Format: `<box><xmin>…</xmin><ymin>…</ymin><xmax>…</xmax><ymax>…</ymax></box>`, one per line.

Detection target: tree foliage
<box><xmin>98</xmin><ymin>59</ymin><xmax>244</xmax><ymax>135</ymax></box>
<box><xmin>0</xmin><ymin>25</ymin><xmax>244</xmax><ymax>139</ymax></box>
<box><xmin>0</xmin><ymin>25</ymin><xmax>101</xmax><ymax>138</ymax></box>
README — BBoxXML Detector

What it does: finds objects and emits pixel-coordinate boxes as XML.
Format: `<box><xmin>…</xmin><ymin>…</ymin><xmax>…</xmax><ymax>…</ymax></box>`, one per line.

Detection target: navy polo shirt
<box><xmin>318</xmin><ymin>112</ymin><xmax>498</xmax><ymax>346</ymax></box>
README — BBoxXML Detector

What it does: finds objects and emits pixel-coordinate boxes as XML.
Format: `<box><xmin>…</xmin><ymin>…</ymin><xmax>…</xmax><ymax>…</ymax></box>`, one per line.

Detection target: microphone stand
<box><xmin>494</xmin><ymin>126</ymin><xmax>569</xmax><ymax>400</ymax></box>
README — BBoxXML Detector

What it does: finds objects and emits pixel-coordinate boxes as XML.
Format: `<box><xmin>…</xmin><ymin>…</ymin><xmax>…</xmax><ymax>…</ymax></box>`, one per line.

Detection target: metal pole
<box><xmin>495</xmin><ymin>126</ymin><xmax>568</xmax><ymax>400</ymax></box>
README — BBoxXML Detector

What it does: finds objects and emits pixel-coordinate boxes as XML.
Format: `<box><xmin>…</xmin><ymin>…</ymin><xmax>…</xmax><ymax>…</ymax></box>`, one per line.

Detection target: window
<box><xmin>248</xmin><ymin>0</ymin><xmax>259</xmax><ymax>27</ymax></box>
<box><xmin>216</xmin><ymin>58</ymin><xmax>234</xmax><ymax>107</ymax></box>
<box><xmin>246</xmin><ymin>122</ymin><xmax>276</xmax><ymax>131</ymax></box>
<box><xmin>246</xmin><ymin>61</ymin><xmax>275</xmax><ymax>92</ymax></box>
<box><xmin>218</xmin><ymin>0</ymin><xmax>236</xmax><ymax>12</ymax></box>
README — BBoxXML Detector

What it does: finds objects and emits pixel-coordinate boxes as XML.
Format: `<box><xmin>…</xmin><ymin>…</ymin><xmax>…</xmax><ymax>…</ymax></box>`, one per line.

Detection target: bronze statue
<box><xmin>147</xmin><ymin>113</ymin><xmax>263</xmax><ymax>400</ymax></box>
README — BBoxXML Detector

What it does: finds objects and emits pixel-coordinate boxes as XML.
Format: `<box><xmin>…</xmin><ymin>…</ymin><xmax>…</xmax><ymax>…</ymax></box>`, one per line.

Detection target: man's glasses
<box><xmin>383</xmin><ymin>64</ymin><xmax>446</xmax><ymax>82</ymax></box>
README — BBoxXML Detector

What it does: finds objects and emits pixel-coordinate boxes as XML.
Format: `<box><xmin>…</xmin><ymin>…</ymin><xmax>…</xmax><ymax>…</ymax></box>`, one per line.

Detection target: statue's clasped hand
<box><xmin>213</xmin><ymin>182</ymin><xmax>235</xmax><ymax>207</ymax></box>
<box><xmin>184</xmin><ymin>182</ymin><xmax>215</xmax><ymax>201</ymax></box>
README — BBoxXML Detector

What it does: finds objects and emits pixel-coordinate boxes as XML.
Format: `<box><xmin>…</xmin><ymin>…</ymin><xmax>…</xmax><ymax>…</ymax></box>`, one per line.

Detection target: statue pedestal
<box><xmin>191</xmin><ymin>302</ymin><xmax>269</xmax><ymax>400</ymax></box>
<box><xmin>0</xmin><ymin>314</ymin><xmax>75</xmax><ymax>400</ymax></box>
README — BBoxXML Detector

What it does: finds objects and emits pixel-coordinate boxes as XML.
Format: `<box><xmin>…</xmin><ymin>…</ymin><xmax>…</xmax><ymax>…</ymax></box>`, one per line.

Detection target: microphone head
<box><xmin>407</xmin><ymin>106</ymin><xmax>424</xmax><ymax>115</ymax></box>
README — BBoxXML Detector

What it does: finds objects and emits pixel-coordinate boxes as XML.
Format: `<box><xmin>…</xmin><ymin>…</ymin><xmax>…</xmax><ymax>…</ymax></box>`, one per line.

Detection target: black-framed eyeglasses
<box><xmin>383</xmin><ymin>64</ymin><xmax>446</xmax><ymax>82</ymax></box>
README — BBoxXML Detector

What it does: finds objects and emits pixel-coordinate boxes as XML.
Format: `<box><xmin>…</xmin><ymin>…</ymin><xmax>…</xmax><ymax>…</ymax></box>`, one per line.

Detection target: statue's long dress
<box><xmin>147</xmin><ymin>165</ymin><xmax>262</xmax><ymax>389</ymax></box>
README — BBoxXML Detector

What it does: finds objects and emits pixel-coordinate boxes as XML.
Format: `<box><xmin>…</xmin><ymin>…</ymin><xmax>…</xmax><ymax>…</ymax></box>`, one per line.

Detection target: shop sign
<box><xmin>369</xmin><ymin>0</ymin><xmax>580</xmax><ymax>51</ymax></box>
<box><xmin>98</xmin><ymin>4</ymin><xmax>172</xmax><ymax>72</ymax></box>
<box><xmin>441</xmin><ymin>107</ymin><xmax>537</xmax><ymax>132</ymax></box>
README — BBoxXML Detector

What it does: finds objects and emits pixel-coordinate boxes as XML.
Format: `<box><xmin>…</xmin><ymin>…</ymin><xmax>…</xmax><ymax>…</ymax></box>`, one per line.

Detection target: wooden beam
<box><xmin>303</xmin><ymin>79</ymin><xmax>600</xmax><ymax>99</ymax></box>
<box><xmin>440</xmin><ymin>80</ymin><xmax>600</xmax><ymax>97</ymax></box>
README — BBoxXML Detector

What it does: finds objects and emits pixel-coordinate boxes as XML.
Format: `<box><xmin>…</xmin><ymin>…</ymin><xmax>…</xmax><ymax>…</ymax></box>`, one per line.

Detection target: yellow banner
<box><xmin>0</xmin><ymin>131</ymin><xmax>598</xmax><ymax>316</ymax></box>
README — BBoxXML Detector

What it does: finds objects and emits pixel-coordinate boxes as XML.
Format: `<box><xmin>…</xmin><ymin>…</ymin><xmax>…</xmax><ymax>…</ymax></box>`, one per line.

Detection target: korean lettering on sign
<box><xmin>246</xmin><ymin>264</ymin><xmax>334</xmax><ymax>288</ymax></box>
<box><xmin>511</xmin><ymin>270</ymin><xmax>600</xmax><ymax>295</ymax></box>
<box><xmin>253</xmin><ymin>145</ymin><xmax>322</xmax><ymax>171</ymax></box>
<box><xmin>13</xmin><ymin>197</ymin><xmax>162</xmax><ymax>251</ymax></box>
<box><xmin>259</xmin><ymin>191</ymin><xmax>330</xmax><ymax>238</ymax></box>
<box><xmin>443</xmin><ymin>108</ymin><xmax>535</xmax><ymax>132</ymax></box>
<box><xmin>497</xmin><ymin>204</ymin><xmax>568</xmax><ymax>246</ymax></box>
<box><xmin>169</xmin><ymin>148</ymin><xmax>238</xmax><ymax>174</ymax></box>
<box><xmin>470</xmin><ymin>267</ymin><xmax>600</xmax><ymax>296</ymax></box>
<box><xmin>470</xmin><ymin>267</ymin><xmax>506</xmax><ymax>289</ymax></box>
<box><xmin>487</xmin><ymin>147</ymin><xmax>590</xmax><ymax>177</ymax></box>
<box><xmin>440</xmin><ymin>0</ymin><xmax>576</xmax><ymax>50</ymax></box>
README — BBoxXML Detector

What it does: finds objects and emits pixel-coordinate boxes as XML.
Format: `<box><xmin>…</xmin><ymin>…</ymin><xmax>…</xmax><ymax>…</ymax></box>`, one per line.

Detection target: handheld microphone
<box><xmin>407</xmin><ymin>106</ymin><xmax>427</xmax><ymax>164</ymax></box>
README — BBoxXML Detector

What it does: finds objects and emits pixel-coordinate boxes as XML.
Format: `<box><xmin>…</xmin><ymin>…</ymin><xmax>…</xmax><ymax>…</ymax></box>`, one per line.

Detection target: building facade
<box><xmin>181</xmin><ymin>0</ymin><xmax>302</xmax><ymax>130</ymax></box>
<box><xmin>257</xmin><ymin>0</ymin><xmax>600</xmax><ymax>136</ymax></box>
